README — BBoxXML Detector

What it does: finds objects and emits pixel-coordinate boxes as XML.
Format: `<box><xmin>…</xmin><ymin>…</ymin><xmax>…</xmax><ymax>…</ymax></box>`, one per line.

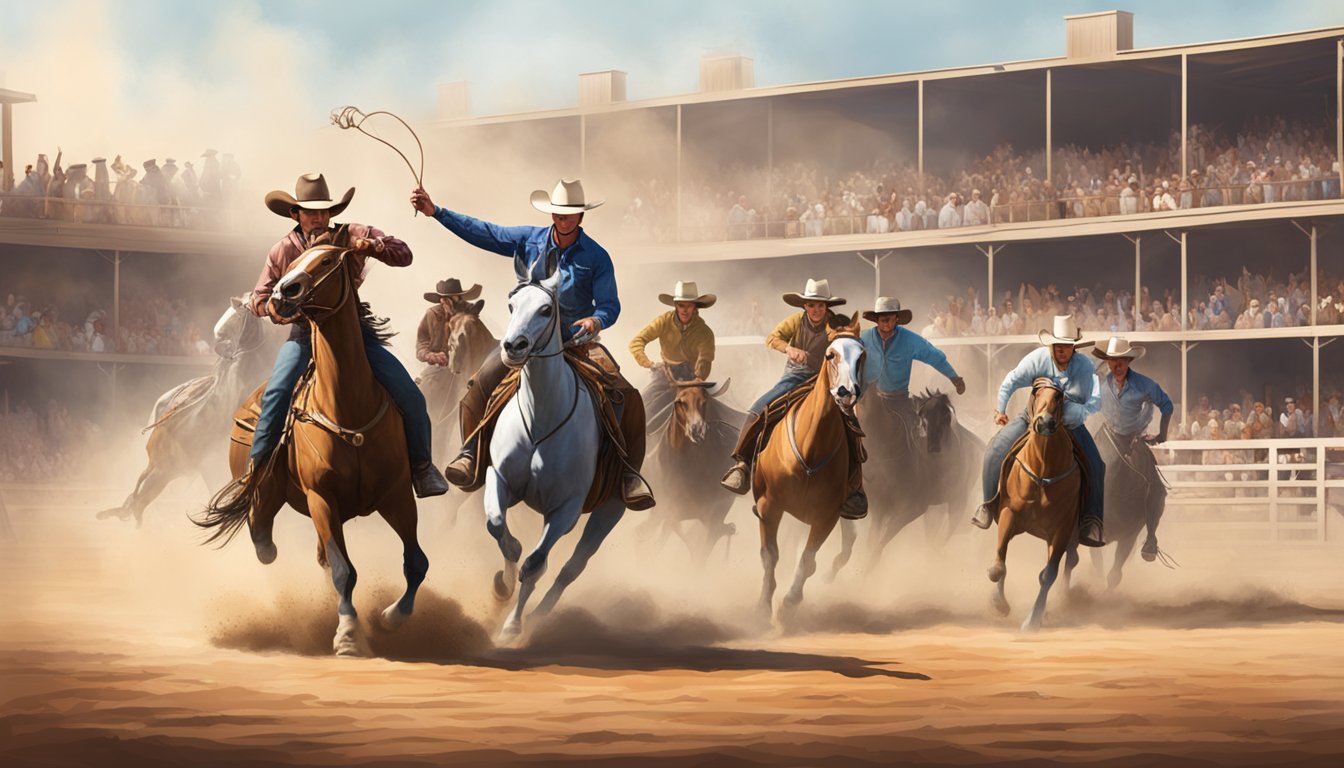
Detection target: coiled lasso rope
<box><xmin>330</xmin><ymin>105</ymin><xmax>426</xmax><ymax>214</ymax></box>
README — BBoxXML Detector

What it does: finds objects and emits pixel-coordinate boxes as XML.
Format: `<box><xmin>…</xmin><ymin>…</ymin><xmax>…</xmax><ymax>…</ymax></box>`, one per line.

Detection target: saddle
<box><xmin>462</xmin><ymin>348</ymin><xmax>626</xmax><ymax>514</ymax></box>
<box><xmin>985</xmin><ymin>428</ymin><xmax>1090</xmax><ymax>524</ymax></box>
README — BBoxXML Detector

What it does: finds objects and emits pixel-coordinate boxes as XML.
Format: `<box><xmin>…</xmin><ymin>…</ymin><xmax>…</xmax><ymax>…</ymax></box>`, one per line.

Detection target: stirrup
<box><xmin>720</xmin><ymin>461</ymin><xmax>751</xmax><ymax>495</ymax></box>
<box><xmin>1078</xmin><ymin>517</ymin><xmax>1106</xmax><ymax>548</ymax></box>
<box><xmin>443</xmin><ymin>450</ymin><xmax>477</xmax><ymax>488</ymax></box>
<box><xmin>839</xmin><ymin>488</ymin><xmax>868</xmax><ymax>520</ymax></box>
<box><xmin>622</xmin><ymin>472</ymin><xmax>655</xmax><ymax>511</ymax></box>
<box><xmin>971</xmin><ymin>502</ymin><xmax>993</xmax><ymax>530</ymax></box>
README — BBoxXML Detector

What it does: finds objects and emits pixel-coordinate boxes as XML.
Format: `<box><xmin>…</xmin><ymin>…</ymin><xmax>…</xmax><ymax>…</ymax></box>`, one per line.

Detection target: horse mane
<box><xmin>357</xmin><ymin>302</ymin><xmax>396</xmax><ymax>346</ymax></box>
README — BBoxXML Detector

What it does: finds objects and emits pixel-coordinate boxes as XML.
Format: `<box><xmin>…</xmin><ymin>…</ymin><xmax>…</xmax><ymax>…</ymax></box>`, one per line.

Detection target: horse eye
<box><xmin>321</xmin><ymin>257</ymin><xmax>333</xmax><ymax>265</ymax></box>
<box><xmin>826</xmin><ymin>350</ymin><xmax>835</xmax><ymax>360</ymax></box>
<box><xmin>539</xmin><ymin>304</ymin><xmax>553</xmax><ymax>316</ymax></box>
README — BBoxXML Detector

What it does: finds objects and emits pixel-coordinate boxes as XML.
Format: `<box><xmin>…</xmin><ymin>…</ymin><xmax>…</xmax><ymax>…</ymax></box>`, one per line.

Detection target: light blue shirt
<box><xmin>997</xmin><ymin>346</ymin><xmax>1100</xmax><ymax>429</ymax></box>
<box><xmin>860</xmin><ymin>326</ymin><xmax>958</xmax><ymax>394</ymax></box>
<box><xmin>1099</xmin><ymin>368</ymin><xmax>1173</xmax><ymax>435</ymax></box>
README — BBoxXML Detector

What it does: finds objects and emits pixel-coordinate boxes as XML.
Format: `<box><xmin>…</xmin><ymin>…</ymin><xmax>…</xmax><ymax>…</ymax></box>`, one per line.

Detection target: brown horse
<box><xmin>753</xmin><ymin>313</ymin><xmax>866</xmax><ymax>623</ymax></box>
<box><xmin>419</xmin><ymin>301</ymin><xmax>497</xmax><ymax>467</ymax></box>
<box><xmin>195</xmin><ymin>244</ymin><xmax>427</xmax><ymax>657</ymax></box>
<box><xmin>988</xmin><ymin>377</ymin><xmax>1082</xmax><ymax>631</ymax></box>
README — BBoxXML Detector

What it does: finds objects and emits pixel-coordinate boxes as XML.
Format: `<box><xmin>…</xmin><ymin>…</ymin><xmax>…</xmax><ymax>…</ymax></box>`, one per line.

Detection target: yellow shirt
<box><xmin>628</xmin><ymin>310</ymin><xmax>716</xmax><ymax>380</ymax></box>
<box><xmin>767</xmin><ymin>310</ymin><xmax>840</xmax><ymax>373</ymax></box>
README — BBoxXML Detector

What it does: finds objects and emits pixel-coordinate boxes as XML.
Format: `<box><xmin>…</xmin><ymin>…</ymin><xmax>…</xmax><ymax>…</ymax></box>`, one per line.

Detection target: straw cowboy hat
<box><xmin>658</xmin><ymin>280</ymin><xmax>716</xmax><ymax>309</ymax></box>
<box><xmin>423</xmin><ymin>278</ymin><xmax>483</xmax><ymax>303</ymax></box>
<box><xmin>1092</xmin><ymin>335</ymin><xmax>1146</xmax><ymax>361</ymax></box>
<box><xmin>783</xmin><ymin>278</ymin><xmax>846</xmax><ymax>308</ymax></box>
<box><xmin>265</xmin><ymin>172</ymin><xmax>355</xmax><ymax>218</ymax></box>
<box><xmin>530</xmin><ymin>178</ymin><xmax>603</xmax><ymax>214</ymax></box>
<box><xmin>1036</xmin><ymin>314</ymin><xmax>1094</xmax><ymax>348</ymax></box>
<box><xmin>862</xmin><ymin>296</ymin><xmax>913</xmax><ymax>324</ymax></box>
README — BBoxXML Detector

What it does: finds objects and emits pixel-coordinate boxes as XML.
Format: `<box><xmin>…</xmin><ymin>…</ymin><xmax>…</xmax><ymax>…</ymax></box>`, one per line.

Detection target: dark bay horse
<box><xmin>196</xmin><ymin>245</ymin><xmax>427</xmax><ymax>657</ymax></box>
<box><xmin>912</xmin><ymin>388</ymin><xmax>986</xmax><ymax>544</ymax></box>
<box><xmin>754</xmin><ymin>314</ymin><xmax>866</xmax><ymax>623</ymax></box>
<box><xmin>988</xmin><ymin>377</ymin><xmax>1083</xmax><ymax>631</ymax></box>
<box><xmin>642</xmin><ymin>376</ymin><xmax>744</xmax><ymax>561</ymax></box>
<box><xmin>97</xmin><ymin>296</ymin><xmax>267</xmax><ymax>526</ymax></box>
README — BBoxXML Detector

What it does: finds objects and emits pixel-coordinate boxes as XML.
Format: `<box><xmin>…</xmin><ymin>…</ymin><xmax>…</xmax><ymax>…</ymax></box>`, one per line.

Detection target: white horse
<box><xmin>485</xmin><ymin>266</ymin><xmax>627</xmax><ymax>641</ymax></box>
<box><xmin>97</xmin><ymin>295</ymin><xmax>268</xmax><ymax>526</ymax></box>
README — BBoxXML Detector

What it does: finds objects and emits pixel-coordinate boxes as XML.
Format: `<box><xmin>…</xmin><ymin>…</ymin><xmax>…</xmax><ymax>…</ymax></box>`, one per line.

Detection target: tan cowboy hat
<box><xmin>658</xmin><ymin>280</ymin><xmax>716</xmax><ymax>308</ymax></box>
<box><xmin>1092</xmin><ymin>335</ymin><xmax>1146</xmax><ymax>361</ymax></box>
<box><xmin>1036</xmin><ymin>314</ymin><xmax>1094</xmax><ymax>348</ymax></box>
<box><xmin>264</xmin><ymin>173</ymin><xmax>355</xmax><ymax>218</ymax></box>
<box><xmin>423</xmin><ymin>278</ymin><xmax>483</xmax><ymax>303</ymax></box>
<box><xmin>783</xmin><ymin>278</ymin><xmax>846</xmax><ymax>308</ymax></box>
<box><xmin>862</xmin><ymin>296</ymin><xmax>913</xmax><ymax>324</ymax></box>
<box><xmin>530</xmin><ymin>178</ymin><xmax>603</xmax><ymax>214</ymax></box>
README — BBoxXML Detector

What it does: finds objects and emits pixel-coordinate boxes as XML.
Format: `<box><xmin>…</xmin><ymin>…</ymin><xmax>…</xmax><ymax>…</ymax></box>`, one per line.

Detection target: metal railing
<box><xmin>0</xmin><ymin>193</ymin><xmax>240</xmax><ymax>230</ymax></box>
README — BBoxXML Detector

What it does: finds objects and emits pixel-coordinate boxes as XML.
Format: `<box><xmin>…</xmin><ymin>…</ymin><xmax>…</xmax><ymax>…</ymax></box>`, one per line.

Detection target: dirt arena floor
<box><xmin>2</xmin><ymin>483</ymin><xmax>1343</xmax><ymax>767</ymax></box>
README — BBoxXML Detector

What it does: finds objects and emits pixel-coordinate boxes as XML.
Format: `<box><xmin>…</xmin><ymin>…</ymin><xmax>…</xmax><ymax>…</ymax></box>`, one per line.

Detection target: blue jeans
<box><xmin>250</xmin><ymin>330</ymin><xmax>432</xmax><ymax>465</ymax></box>
<box><xmin>750</xmin><ymin>369</ymin><xmax>815</xmax><ymax>414</ymax></box>
<box><xmin>981</xmin><ymin>411</ymin><xmax>1105</xmax><ymax>520</ymax></box>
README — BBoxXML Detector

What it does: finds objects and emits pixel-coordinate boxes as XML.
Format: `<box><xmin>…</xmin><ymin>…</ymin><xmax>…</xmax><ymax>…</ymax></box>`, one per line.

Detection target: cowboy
<box><xmin>720</xmin><ymin>278</ymin><xmax>868</xmax><ymax>519</ymax></box>
<box><xmin>1093</xmin><ymin>336</ymin><xmax>1172</xmax><ymax>560</ymax></box>
<box><xmin>859</xmin><ymin>297</ymin><xmax>966</xmax><ymax>425</ymax></box>
<box><xmin>629</xmin><ymin>280</ymin><xmax>717</xmax><ymax>421</ymax></box>
<box><xmin>410</xmin><ymin>179</ymin><xmax>654</xmax><ymax>510</ymax></box>
<box><xmin>971</xmin><ymin>315</ymin><xmax>1106</xmax><ymax>547</ymax></box>
<box><xmin>247</xmin><ymin>172</ymin><xmax>449</xmax><ymax>498</ymax></box>
<box><xmin>416</xmin><ymin>278</ymin><xmax>483</xmax><ymax>367</ymax></box>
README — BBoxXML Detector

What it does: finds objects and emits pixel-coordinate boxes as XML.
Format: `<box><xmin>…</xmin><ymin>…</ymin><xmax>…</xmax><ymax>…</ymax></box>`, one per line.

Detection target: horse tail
<box><xmin>192</xmin><ymin>473</ymin><xmax>258</xmax><ymax>547</ymax></box>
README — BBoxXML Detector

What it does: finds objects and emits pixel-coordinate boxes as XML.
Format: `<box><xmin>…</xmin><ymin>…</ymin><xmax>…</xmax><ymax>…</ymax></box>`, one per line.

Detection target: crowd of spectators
<box><xmin>0</xmin><ymin>290</ymin><xmax>215</xmax><ymax>356</ymax></box>
<box><xmin>628</xmin><ymin>115</ymin><xmax>1340</xmax><ymax>243</ymax></box>
<box><xmin>0</xmin><ymin>148</ymin><xmax>241</xmax><ymax>228</ymax></box>
<box><xmin>0</xmin><ymin>400</ymin><xmax>102</xmax><ymax>483</ymax></box>
<box><xmin>1174</xmin><ymin>389</ymin><xmax>1338</xmax><ymax>441</ymax></box>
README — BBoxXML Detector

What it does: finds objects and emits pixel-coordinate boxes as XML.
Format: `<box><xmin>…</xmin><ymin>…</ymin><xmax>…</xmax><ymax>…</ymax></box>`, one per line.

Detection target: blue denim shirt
<box><xmin>998</xmin><ymin>346</ymin><xmax>1100</xmax><ymax>429</ymax></box>
<box><xmin>1099</xmin><ymin>368</ymin><xmax>1174</xmax><ymax>435</ymax></box>
<box><xmin>431</xmin><ymin>207</ymin><xmax>620</xmax><ymax>340</ymax></box>
<box><xmin>859</xmin><ymin>326</ymin><xmax>959</xmax><ymax>394</ymax></box>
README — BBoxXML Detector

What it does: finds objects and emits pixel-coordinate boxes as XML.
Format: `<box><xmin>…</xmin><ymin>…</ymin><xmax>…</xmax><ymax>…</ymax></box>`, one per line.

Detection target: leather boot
<box><xmin>443</xmin><ymin>375</ymin><xmax>489</xmax><ymax>489</ymax></box>
<box><xmin>971</xmin><ymin>502</ymin><xmax>994</xmax><ymax>529</ymax></box>
<box><xmin>839</xmin><ymin>487</ymin><xmax>868</xmax><ymax>520</ymax></box>
<box><xmin>622</xmin><ymin>472</ymin><xmax>656</xmax><ymax>510</ymax></box>
<box><xmin>411</xmin><ymin>461</ymin><xmax>450</xmax><ymax>498</ymax></box>
<box><xmin>720</xmin><ymin>411</ymin><xmax>765</xmax><ymax>495</ymax></box>
<box><xmin>1078</xmin><ymin>516</ymin><xmax>1105</xmax><ymax>548</ymax></box>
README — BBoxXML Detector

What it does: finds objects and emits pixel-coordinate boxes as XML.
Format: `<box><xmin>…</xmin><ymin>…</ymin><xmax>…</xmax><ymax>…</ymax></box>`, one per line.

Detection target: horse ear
<box><xmin>705</xmin><ymin>377</ymin><xmax>731</xmax><ymax>398</ymax></box>
<box><xmin>469</xmin><ymin>299</ymin><xmax>485</xmax><ymax>314</ymax></box>
<box><xmin>230</xmin><ymin>295</ymin><xmax>244</xmax><ymax>311</ymax></box>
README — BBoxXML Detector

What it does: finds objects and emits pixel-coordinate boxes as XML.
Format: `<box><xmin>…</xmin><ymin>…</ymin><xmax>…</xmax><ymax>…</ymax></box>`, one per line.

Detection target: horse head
<box><xmin>213</xmin><ymin>292</ymin><xmax>264</xmax><ymax>359</ymax></box>
<box><xmin>825</xmin><ymin>312</ymin><xmax>866</xmax><ymax>413</ymax></box>
<box><xmin>915</xmin><ymin>388</ymin><xmax>954</xmax><ymax>453</ymax></box>
<box><xmin>501</xmin><ymin>268</ymin><xmax>562</xmax><ymax>369</ymax></box>
<box><xmin>672</xmin><ymin>379</ymin><xmax>718</xmax><ymax>444</ymax></box>
<box><xmin>269</xmin><ymin>244</ymin><xmax>352</xmax><ymax>323</ymax></box>
<box><xmin>1029</xmin><ymin>376</ymin><xmax>1065</xmax><ymax>437</ymax></box>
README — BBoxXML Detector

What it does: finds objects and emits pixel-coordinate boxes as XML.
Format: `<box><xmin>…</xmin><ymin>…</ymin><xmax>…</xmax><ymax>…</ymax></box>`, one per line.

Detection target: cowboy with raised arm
<box><xmin>720</xmin><ymin>278</ymin><xmax>868</xmax><ymax>519</ymax></box>
<box><xmin>1093</xmin><ymin>336</ymin><xmax>1173</xmax><ymax>561</ymax></box>
<box><xmin>247</xmin><ymin>173</ymin><xmax>449</xmax><ymax>498</ymax></box>
<box><xmin>416</xmin><ymin>278</ymin><xmax>483</xmax><ymax>367</ymax></box>
<box><xmin>972</xmin><ymin>314</ymin><xmax>1106</xmax><ymax>547</ymax></box>
<box><xmin>410</xmin><ymin>179</ymin><xmax>654</xmax><ymax>510</ymax></box>
<box><xmin>629</xmin><ymin>280</ymin><xmax>717</xmax><ymax>423</ymax></box>
<box><xmin>860</xmin><ymin>296</ymin><xmax>966</xmax><ymax>414</ymax></box>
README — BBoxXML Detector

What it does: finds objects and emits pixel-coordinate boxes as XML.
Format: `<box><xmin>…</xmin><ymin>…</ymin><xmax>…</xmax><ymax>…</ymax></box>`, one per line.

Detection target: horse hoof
<box><xmin>95</xmin><ymin>507</ymin><xmax>130</xmax><ymax>521</ymax></box>
<box><xmin>992</xmin><ymin>596</ymin><xmax>1010</xmax><ymax>617</ymax></box>
<box><xmin>254</xmin><ymin>541</ymin><xmax>278</xmax><ymax>565</ymax></box>
<box><xmin>1020</xmin><ymin>618</ymin><xmax>1042</xmax><ymax>633</ymax></box>
<box><xmin>498</xmin><ymin>619</ymin><xmax>522</xmax><ymax>644</ymax></box>
<box><xmin>987</xmin><ymin>563</ymin><xmax>1006</xmax><ymax>583</ymax></box>
<box><xmin>333</xmin><ymin>616</ymin><xmax>366</xmax><ymax>657</ymax></box>
<box><xmin>493</xmin><ymin>570</ymin><xmax>515</xmax><ymax>601</ymax></box>
<box><xmin>379</xmin><ymin>604</ymin><xmax>409</xmax><ymax>631</ymax></box>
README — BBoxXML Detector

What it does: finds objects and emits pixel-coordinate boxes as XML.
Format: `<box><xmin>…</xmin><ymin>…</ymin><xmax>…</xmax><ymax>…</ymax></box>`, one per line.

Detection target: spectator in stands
<box><xmin>1279</xmin><ymin>396</ymin><xmax>1310</xmax><ymax>437</ymax></box>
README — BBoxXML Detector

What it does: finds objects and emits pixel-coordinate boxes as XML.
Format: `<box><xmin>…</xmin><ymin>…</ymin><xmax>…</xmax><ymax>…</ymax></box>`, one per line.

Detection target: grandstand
<box><xmin>427</xmin><ymin>12</ymin><xmax>1344</xmax><ymax>541</ymax></box>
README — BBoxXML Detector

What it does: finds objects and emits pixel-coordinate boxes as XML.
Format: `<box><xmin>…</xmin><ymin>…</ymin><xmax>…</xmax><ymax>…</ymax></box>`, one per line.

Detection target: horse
<box><xmin>195</xmin><ymin>244</ymin><xmax>427</xmax><ymax>657</ymax></box>
<box><xmin>97</xmin><ymin>295</ymin><xmax>268</xmax><ymax>526</ymax></box>
<box><xmin>641</xmin><ymin>374</ymin><xmax>744</xmax><ymax>561</ymax></box>
<box><xmin>987</xmin><ymin>377</ymin><xmax>1083</xmax><ymax>631</ymax></box>
<box><xmin>418</xmin><ymin>301</ymin><xmax>497</xmax><ymax>466</ymax></box>
<box><xmin>483</xmin><ymin>264</ymin><xmax>629</xmax><ymax>641</ymax></box>
<box><xmin>753</xmin><ymin>313</ymin><xmax>866</xmax><ymax>623</ymax></box>
<box><xmin>1064</xmin><ymin>424</ymin><xmax>1165</xmax><ymax>591</ymax></box>
<box><xmin>912</xmin><ymin>388</ymin><xmax>986</xmax><ymax>544</ymax></box>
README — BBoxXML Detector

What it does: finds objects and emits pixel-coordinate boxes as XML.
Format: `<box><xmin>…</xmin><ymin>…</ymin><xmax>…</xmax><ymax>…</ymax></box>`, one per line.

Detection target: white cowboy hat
<box><xmin>1092</xmin><ymin>335</ymin><xmax>1146</xmax><ymax>361</ymax></box>
<box><xmin>530</xmin><ymin>178</ymin><xmax>603</xmax><ymax>214</ymax></box>
<box><xmin>265</xmin><ymin>173</ymin><xmax>355</xmax><ymax>218</ymax></box>
<box><xmin>783</xmin><ymin>278</ymin><xmax>846</xmax><ymax>308</ymax></box>
<box><xmin>658</xmin><ymin>280</ymin><xmax>716</xmax><ymax>309</ymax></box>
<box><xmin>862</xmin><ymin>296</ymin><xmax>913</xmax><ymax>324</ymax></box>
<box><xmin>1036</xmin><ymin>314</ymin><xmax>1094</xmax><ymax>348</ymax></box>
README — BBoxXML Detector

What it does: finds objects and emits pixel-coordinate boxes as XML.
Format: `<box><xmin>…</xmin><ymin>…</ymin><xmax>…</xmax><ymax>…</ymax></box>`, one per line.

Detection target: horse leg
<box><xmin>97</xmin><ymin>462</ymin><xmax>174</xmax><ymax>527</ymax></box>
<box><xmin>375</xmin><ymin>490</ymin><xmax>428</xmax><ymax>631</ymax></box>
<box><xmin>533</xmin><ymin>499</ymin><xmax>626</xmax><ymax>619</ymax></box>
<box><xmin>1062</xmin><ymin>539</ymin><xmax>1081</xmax><ymax>595</ymax></box>
<box><xmin>1023</xmin><ymin>533</ymin><xmax>1070</xmax><ymax>632</ymax></box>
<box><xmin>827</xmin><ymin>518</ymin><xmax>857</xmax><ymax>581</ymax></box>
<box><xmin>502</xmin><ymin>501</ymin><xmax>583</xmax><ymax>642</ymax></box>
<box><xmin>308</xmin><ymin>494</ymin><xmax>365</xmax><ymax>657</ymax></box>
<box><xmin>989</xmin><ymin>508</ymin><xmax>1013</xmax><ymax>616</ymax></box>
<box><xmin>1106</xmin><ymin>531</ymin><xmax>1139</xmax><ymax>592</ymax></box>
<box><xmin>484</xmin><ymin>469</ymin><xmax>522</xmax><ymax>601</ymax></box>
<box><xmin>756</xmin><ymin>497</ymin><xmax>782</xmax><ymax>623</ymax></box>
<box><xmin>782</xmin><ymin>514</ymin><xmax>839</xmax><ymax>617</ymax></box>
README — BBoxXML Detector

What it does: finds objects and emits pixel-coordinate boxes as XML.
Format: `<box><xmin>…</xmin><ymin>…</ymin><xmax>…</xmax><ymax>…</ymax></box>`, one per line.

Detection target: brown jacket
<box><xmin>250</xmin><ymin>223</ymin><xmax>410</xmax><ymax>316</ymax></box>
<box><xmin>416</xmin><ymin>303</ymin><xmax>455</xmax><ymax>363</ymax></box>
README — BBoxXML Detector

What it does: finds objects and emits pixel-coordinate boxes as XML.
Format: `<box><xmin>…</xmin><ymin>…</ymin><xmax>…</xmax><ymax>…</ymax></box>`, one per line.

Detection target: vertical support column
<box><xmin>1311</xmin><ymin>225</ymin><xmax>1319</xmax><ymax>326</ymax></box>
<box><xmin>766</xmin><ymin>98</ymin><xmax>774</xmax><ymax>205</ymax></box>
<box><xmin>1337</xmin><ymin>40</ymin><xmax>1342</xmax><ymax>196</ymax></box>
<box><xmin>675</xmin><ymin>105</ymin><xmax>683</xmax><ymax>243</ymax></box>
<box><xmin>1045</xmin><ymin>69</ymin><xmax>1053</xmax><ymax>184</ymax></box>
<box><xmin>1181</xmin><ymin>53</ymin><xmax>1189</xmax><ymax>179</ymax></box>
<box><xmin>1180</xmin><ymin>341</ymin><xmax>1188</xmax><ymax>437</ymax></box>
<box><xmin>1313</xmin><ymin>338</ymin><xmax>1321</xmax><ymax>439</ymax></box>
<box><xmin>1134</xmin><ymin>235</ymin><xmax>1142</xmax><ymax>328</ymax></box>
<box><xmin>113</xmin><ymin>251</ymin><xmax>121</xmax><ymax>350</ymax></box>
<box><xmin>1180</xmin><ymin>231</ymin><xmax>1188</xmax><ymax>332</ymax></box>
<box><xmin>1</xmin><ymin>103</ymin><xmax>12</xmax><ymax>192</ymax></box>
<box><xmin>986</xmin><ymin>244</ymin><xmax>995</xmax><ymax>313</ymax></box>
<box><xmin>917</xmin><ymin>80</ymin><xmax>925</xmax><ymax>200</ymax></box>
